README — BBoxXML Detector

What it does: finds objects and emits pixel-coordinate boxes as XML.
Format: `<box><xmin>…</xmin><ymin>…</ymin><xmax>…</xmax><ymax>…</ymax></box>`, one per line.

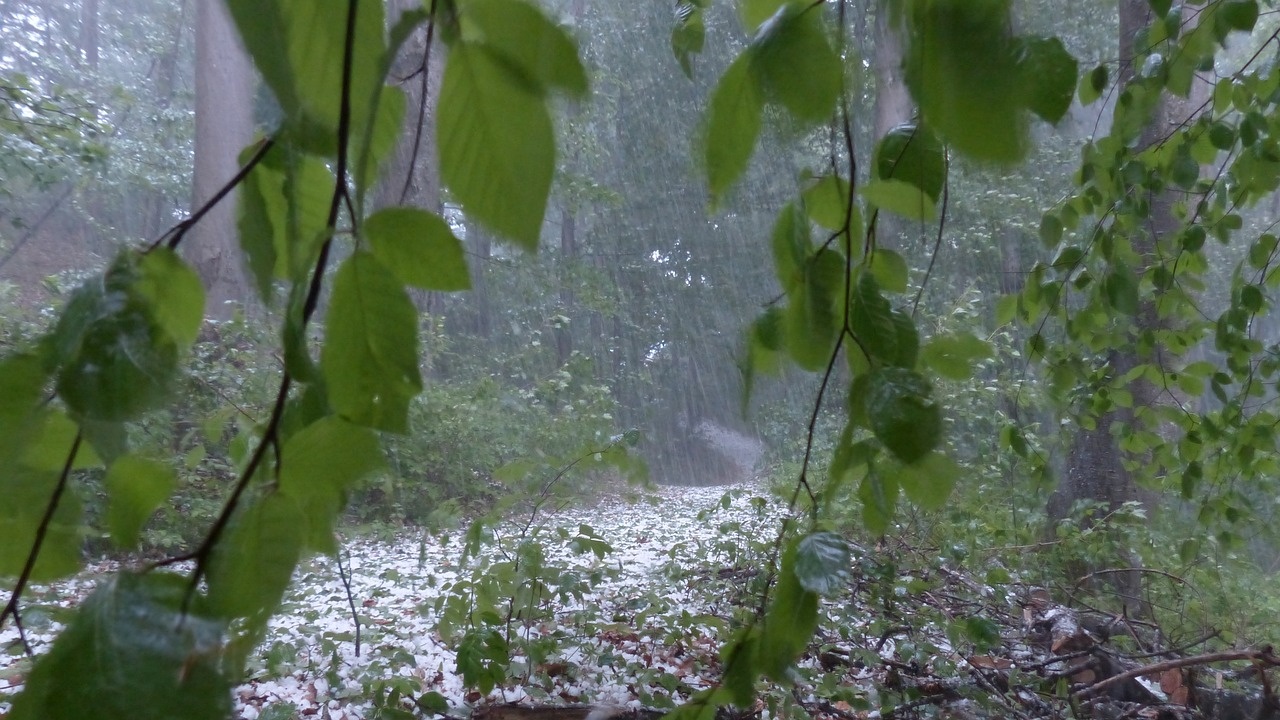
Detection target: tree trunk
<box><xmin>872</xmin><ymin>3</ymin><xmax>910</xmax><ymax>142</ymax></box>
<box><xmin>555</xmin><ymin>206</ymin><xmax>576</xmax><ymax>367</ymax></box>
<box><xmin>871</xmin><ymin>2</ymin><xmax>913</xmax><ymax>249</ymax></box>
<box><xmin>190</xmin><ymin>0</ymin><xmax>254</xmax><ymax>319</ymax></box>
<box><xmin>1046</xmin><ymin>0</ymin><xmax>1196</xmax><ymax>610</ymax></box>
<box><xmin>78</xmin><ymin>0</ymin><xmax>98</xmax><ymax>70</ymax></box>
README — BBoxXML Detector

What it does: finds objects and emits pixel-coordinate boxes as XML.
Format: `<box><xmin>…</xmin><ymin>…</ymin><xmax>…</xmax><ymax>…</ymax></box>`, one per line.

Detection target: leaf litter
<box><xmin>3</xmin><ymin>481</ymin><xmax>1277</xmax><ymax>720</ymax></box>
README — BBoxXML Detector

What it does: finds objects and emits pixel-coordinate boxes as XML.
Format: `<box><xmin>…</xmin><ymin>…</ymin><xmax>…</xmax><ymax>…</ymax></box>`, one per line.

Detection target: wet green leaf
<box><xmin>322</xmin><ymin>251</ymin><xmax>422</xmax><ymax>433</ymax></box>
<box><xmin>206</xmin><ymin>493</ymin><xmax>306</xmax><ymax>619</ymax></box>
<box><xmin>803</xmin><ymin>174</ymin><xmax>854</xmax><ymax>231</ymax></box>
<box><xmin>793</xmin><ymin>532</ymin><xmax>851</xmax><ymax>595</ymax></box>
<box><xmin>366</xmin><ymin>207</ymin><xmax>470</xmax><ymax>291</ymax></box>
<box><xmin>874</xmin><ymin>123</ymin><xmax>946</xmax><ymax>201</ymax></box>
<box><xmin>760</xmin><ymin>539</ymin><xmax>819</xmax><ymax>681</ymax></box>
<box><xmin>136</xmin><ymin>249</ymin><xmax>204</xmax><ymax>347</ymax></box>
<box><xmin>868</xmin><ymin>367</ymin><xmax>942</xmax><ymax>464</ymax></box>
<box><xmin>0</xmin><ymin>465</ymin><xmax>82</xmax><ymax>581</ymax></box>
<box><xmin>104</xmin><ymin>455</ymin><xmax>176</xmax><ymax>550</ymax></box>
<box><xmin>705</xmin><ymin>52</ymin><xmax>763</xmax><ymax>204</ymax></box>
<box><xmin>861</xmin><ymin>179</ymin><xmax>937</xmax><ymax>222</ymax></box>
<box><xmin>750</xmin><ymin>4</ymin><xmax>841</xmax><ymax>123</ymax></box>
<box><xmin>279</xmin><ymin>416</ymin><xmax>383</xmax><ymax>553</ymax></box>
<box><xmin>891</xmin><ymin>451</ymin><xmax>959</xmax><ymax>510</ymax></box>
<box><xmin>1018</xmin><ymin>37</ymin><xmax>1078</xmax><ymax>123</ymax></box>
<box><xmin>460</xmin><ymin>0</ymin><xmax>588</xmax><ymax>96</ymax></box>
<box><xmin>921</xmin><ymin>333</ymin><xmax>992</xmax><ymax>380</ymax></box>
<box><xmin>439</xmin><ymin>43</ymin><xmax>554</xmax><ymax>248</ymax></box>
<box><xmin>10</xmin><ymin>573</ymin><xmax>230</xmax><ymax>720</ymax></box>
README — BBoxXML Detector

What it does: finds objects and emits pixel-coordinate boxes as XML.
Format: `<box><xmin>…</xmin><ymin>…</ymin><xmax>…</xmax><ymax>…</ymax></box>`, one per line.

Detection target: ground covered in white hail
<box><xmin>1</xmin><ymin>482</ymin><xmax>783</xmax><ymax>720</ymax></box>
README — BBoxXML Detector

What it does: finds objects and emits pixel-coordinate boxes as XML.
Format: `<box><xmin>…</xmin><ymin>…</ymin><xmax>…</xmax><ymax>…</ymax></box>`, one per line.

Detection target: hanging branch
<box><xmin>150</xmin><ymin>136</ymin><xmax>276</xmax><ymax>252</ymax></box>
<box><xmin>335</xmin><ymin>547</ymin><xmax>362</xmax><ymax>657</ymax></box>
<box><xmin>173</xmin><ymin>0</ymin><xmax>362</xmax><ymax>611</ymax></box>
<box><xmin>400</xmin><ymin>0</ymin><xmax>440</xmax><ymax>206</ymax></box>
<box><xmin>1073</xmin><ymin>647</ymin><xmax>1280</xmax><ymax>701</ymax></box>
<box><xmin>0</xmin><ymin>432</ymin><xmax>82</xmax><ymax>655</ymax></box>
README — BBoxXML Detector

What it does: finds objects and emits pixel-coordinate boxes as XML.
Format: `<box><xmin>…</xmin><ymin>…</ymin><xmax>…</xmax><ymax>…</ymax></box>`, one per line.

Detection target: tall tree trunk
<box><xmin>78</xmin><ymin>0</ymin><xmax>98</xmax><ymax>70</ymax></box>
<box><xmin>1046</xmin><ymin>0</ymin><xmax>1197</xmax><ymax>610</ymax></box>
<box><xmin>555</xmin><ymin>206</ymin><xmax>576</xmax><ymax>366</ymax></box>
<box><xmin>872</xmin><ymin>2</ymin><xmax>910</xmax><ymax>142</ymax></box>
<box><xmin>190</xmin><ymin>0</ymin><xmax>254</xmax><ymax>319</ymax></box>
<box><xmin>872</xmin><ymin>1</ymin><xmax>912</xmax><ymax>249</ymax></box>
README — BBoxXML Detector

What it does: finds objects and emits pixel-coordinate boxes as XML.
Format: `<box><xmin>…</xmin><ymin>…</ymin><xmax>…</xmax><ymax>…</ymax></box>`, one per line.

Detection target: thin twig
<box><xmin>152</xmin><ymin>137</ymin><xmax>276</xmax><ymax>252</ymax></box>
<box><xmin>0</xmin><ymin>432</ymin><xmax>82</xmax><ymax>654</ymax></box>
<box><xmin>335</xmin><ymin>547</ymin><xmax>362</xmax><ymax>657</ymax></box>
<box><xmin>1073</xmin><ymin>647</ymin><xmax>1280</xmax><ymax>700</ymax></box>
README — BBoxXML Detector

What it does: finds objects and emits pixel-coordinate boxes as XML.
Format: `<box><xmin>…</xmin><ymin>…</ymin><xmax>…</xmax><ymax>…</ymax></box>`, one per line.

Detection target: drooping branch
<box><xmin>0</xmin><ymin>432</ymin><xmax>82</xmax><ymax>654</ymax></box>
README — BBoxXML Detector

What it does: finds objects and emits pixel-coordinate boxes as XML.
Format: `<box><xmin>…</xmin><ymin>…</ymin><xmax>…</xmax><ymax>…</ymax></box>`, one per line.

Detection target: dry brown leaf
<box><xmin>968</xmin><ymin>655</ymin><xmax>1013</xmax><ymax>669</ymax></box>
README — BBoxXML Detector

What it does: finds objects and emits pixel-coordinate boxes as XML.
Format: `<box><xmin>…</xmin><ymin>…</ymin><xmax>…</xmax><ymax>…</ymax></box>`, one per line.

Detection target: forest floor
<box><xmin>1</xmin><ymin>481</ymin><xmax>1276</xmax><ymax>720</ymax></box>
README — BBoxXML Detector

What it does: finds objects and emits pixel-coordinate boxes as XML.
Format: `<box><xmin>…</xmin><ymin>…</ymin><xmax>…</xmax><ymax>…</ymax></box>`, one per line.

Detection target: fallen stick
<box><xmin>1072</xmin><ymin>647</ymin><xmax>1279</xmax><ymax>701</ymax></box>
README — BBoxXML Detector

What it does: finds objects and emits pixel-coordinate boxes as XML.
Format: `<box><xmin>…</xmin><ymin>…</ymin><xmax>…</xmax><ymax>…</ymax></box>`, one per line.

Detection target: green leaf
<box><xmin>50</xmin><ymin>253</ymin><xmax>179</xmax><ymax>422</ymax></box>
<box><xmin>206</xmin><ymin>493</ymin><xmax>306</xmax><ymax>619</ymax></box>
<box><xmin>793</xmin><ymin>532</ymin><xmax>851</xmax><ymax>595</ymax></box>
<box><xmin>0</xmin><ymin>465</ymin><xmax>82</xmax><ymax>581</ymax></box>
<box><xmin>460</xmin><ymin>0</ymin><xmax>588</xmax><ymax>97</ymax></box>
<box><xmin>1218</xmin><ymin>0</ymin><xmax>1258</xmax><ymax>33</ymax></box>
<box><xmin>870</xmin><ymin>249</ymin><xmax>910</xmax><ymax>294</ymax></box>
<box><xmin>873</xmin><ymin>123</ymin><xmax>946</xmax><ymax>201</ymax></box>
<box><xmin>889</xmin><ymin>309</ymin><xmax>920</xmax><ymax>369</ymax></box>
<box><xmin>956</xmin><ymin>616</ymin><xmax>1001</xmax><ymax>651</ymax></box>
<box><xmin>738</xmin><ymin>0</ymin><xmax>788</xmax><ymax>30</ymax></box>
<box><xmin>136</xmin><ymin>249</ymin><xmax>204</xmax><ymax>347</ymax></box>
<box><xmin>784</xmin><ymin>248</ymin><xmax>843</xmax><ymax>371</ymax></box>
<box><xmin>720</xmin><ymin>628</ymin><xmax>761</xmax><ymax>705</ymax></box>
<box><xmin>1078</xmin><ymin>64</ymin><xmax>1108</xmax><ymax>106</ymax></box>
<box><xmin>23</xmin><ymin>410</ymin><xmax>102</xmax><ymax>471</ymax></box>
<box><xmin>279</xmin><ymin>416</ymin><xmax>383</xmax><ymax>553</ymax></box>
<box><xmin>1103</xmin><ymin>264</ymin><xmax>1140</xmax><ymax>315</ymax></box>
<box><xmin>1017</xmin><ymin>36</ymin><xmax>1078</xmax><ymax>123</ymax></box>
<box><xmin>903</xmin><ymin>0</ymin><xmax>1028</xmax><ymax>162</ymax></box>
<box><xmin>802</xmin><ymin>174</ymin><xmax>854</xmax><ymax>231</ymax></box>
<box><xmin>868</xmin><ymin>367</ymin><xmax>942</xmax><ymax>464</ymax></box>
<box><xmin>10</xmin><ymin>573</ymin><xmax>229</xmax><ymax>720</ymax></box>
<box><xmin>705</xmin><ymin>52</ymin><xmax>763</xmax><ymax>204</ymax></box>
<box><xmin>227</xmin><ymin>0</ymin><xmax>387</xmax><ymax>160</ymax></box>
<box><xmin>771</xmin><ymin>203</ymin><xmax>809</xmax><ymax>290</ymax></box>
<box><xmin>760</xmin><ymin>539</ymin><xmax>819</xmax><ymax>681</ymax></box>
<box><xmin>439</xmin><ymin>43</ymin><xmax>555</xmax><ymax>249</ymax></box>
<box><xmin>850</xmin><ymin>273</ymin><xmax>900</xmax><ymax>366</ymax></box>
<box><xmin>749</xmin><ymin>4</ymin><xmax>841</xmax><ymax>123</ymax></box>
<box><xmin>352</xmin><ymin>85</ymin><xmax>407</xmax><ymax>195</ymax></box>
<box><xmin>671</xmin><ymin>3</ymin><xmax>706</xmax><ymax>78</ymax></box>
<box><xmin>322</xmin><ymin>251</ymin><xmax>423</xmax><ymax>433</ymax></box>
<box><xmin>921</xmin><ymin>332</ymin><xmax>993</xmax><ymax>380</ymax></box>
<box><xmin>1148</xmin><ymin>0</ymin><xmax>1172</xmax><ymax>17</ymax></box>
<box><xmin>858</xmin><ymin>470</ymin><xmax>898</xmax><ymax>535</ymax></box>
<box><xmin>104</xmin><ymin>455</ymin><xmax>176</xmax><ymax>550</ymax></box>
<box><xmin>1039</xmin><ymin>214</ymin><xmax>1063</xmax><ymax>247</ymax></box>
<box><xmin>238</xmin><ymin>148</ymin><xmax>286</xmax><ymax>303</ymax></box>
<box><xmin>366</xmin><ymin>208</ymin><xmax>470</xmax><ymax>291</ymax></box>
<box><xmin>891</xmin><ymin>451</ymin><xmax>959</xmax><ymax>510</ymax></box>
<box><xmin>861</xmin><ymin>179</ymin><xmax>937</xmax><ymax>222</ymax></box>
<box><xmin>0</xmin><ymin>353</ymin><xmax>48</xmax><ymax>466</ymax></box>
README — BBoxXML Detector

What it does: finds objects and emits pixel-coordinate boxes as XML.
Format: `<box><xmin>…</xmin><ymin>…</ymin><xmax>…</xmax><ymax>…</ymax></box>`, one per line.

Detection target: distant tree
<box><xmin>189</xmin><ymin>0</ymin><xmax>254</xmax><ymax>318</ymax></box>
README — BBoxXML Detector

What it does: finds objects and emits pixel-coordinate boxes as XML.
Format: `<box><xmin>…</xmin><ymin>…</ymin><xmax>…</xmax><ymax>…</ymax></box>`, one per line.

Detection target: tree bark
<box><xmin>555</xmin><ymin>206</ymin><xmax>576</xmax><ymax>367</ymax></box>
<box><xmin>871</xmin><ymin>1</ymin><xmax>913</xmax><ymax>249</ymax></box>
<box><xmin>78</xmin><ymin>0</ymin><xmax>98</xmax><ymax>70</ymax></box>
<box><xmin>1046</xmin><ymin>0</ymin><xmax>1199</xmax><ymax>610</ymax></box>
<box><xmin>190</xmin><ymin>0</ymin><xmax>254</xmax><ymax>319</ymax></box>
